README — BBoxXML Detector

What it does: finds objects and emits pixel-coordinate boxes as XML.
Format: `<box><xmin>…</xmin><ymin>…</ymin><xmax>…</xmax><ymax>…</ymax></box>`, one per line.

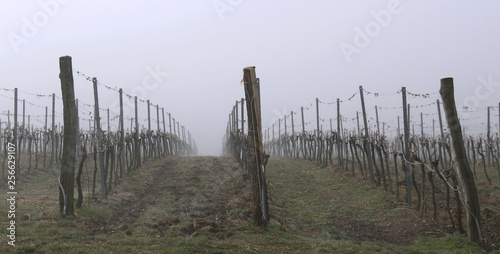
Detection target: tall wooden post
<box><xmin>241</xmin><ymin>98</ymin><xmax>245</xmax><ymax>135</ymax></box>
<box><xmin>243</xmin><ymin>66</ymin><xmax>269</xmax><ymax>230</ymax></box>
<box><xmin>235</xmin><ymin>100</ymin><xmax>239</xmax><ymax>131</ymax></box>
<box><xmin>44</xmin><ymin>106</ymin><xmax>48</xmax><ymax>167</ymax></box>
<box><xmin>156</xmin><ymin>104</ymin><xmax>160</xmax><ymax>132</ymax></box>
<box><xmin>487</xmin><ymin>106</ymin><xmax>491</xmax><ymax>167</ymax></box>
<box><xmin>134</xmin><ymin>96</ymin><xmax>140</xmax><ymax>168</ymax></box>
<box><xmin>402</xmin><ymin>87</ymin><xmax>412</xmax><ymax>206</ymax></box>
<box><xmin>13</xmin><ymin>88</ymin><xmax>18</xmax><ymax>174</ymax></box>
<box><xmin>359</xmin><ymin>86</ymin><xmax>375</xmax><ymax>183</ymax></box>
<box><xmin>375</xmin><ymin>105</ymin><xmax>380</xmax><ymax>136</ymax></box>
<box><xmin>337</xmin><ymin>98</ymin><xmax>342</xmax><ymax>166</ymax></box>
<box><xmin>278</xmin><ymin>119</ymin><xmax>281</xmax><ymax>156</ymax></box>
<box><xmin>22</xmin><ymin>99</ymin><xmax>25</xmax><ymax>152</ymax></box>
<box><xmin>93</xmin><ymin>77</ymin><xmax>107</xmax><ymax>200</ymax></box>
<box><xmin>162</xmin><ymin>107</ymin><xmax>166</xmax><ymax>155</ymax></box>
<box><xmin>147</xmin><ymin>100</ymin><xmax>151</xmax><ymax>159</ymax></box>
<box><xmin>291</xmin><ymin>111</ymin><xmax>295</xmax><ymax>156</ymax></box>
<box><xmin>440</xmin><ymin>77</ymin><xmax>482</xmax><ymax>243</ymax></box>
<box><xmin>316</xmin><ymin>98</ymin><xmax>321</xmax><ymax>162</ymax></box>
<box><xmin>119</xmin><ymin>89</ymin><xmax>125</xmax><ymax>177</ymax></box>
<box><xmin>301</xmin><ymin>106</ymin><xmax>305</xmax><ymax>158</ymax></box>
<box><xmin>51</xmin><ymin>93</ymin><xmax>55</xmax><ymax>167</ymax></box>
<box><xmin>59</xmin><ymin>55</ymin><xmax>77</xmax><ymax>215</ymax></box>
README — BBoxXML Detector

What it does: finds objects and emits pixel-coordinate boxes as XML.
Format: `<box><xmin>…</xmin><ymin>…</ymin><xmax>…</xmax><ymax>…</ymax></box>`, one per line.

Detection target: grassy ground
<box><xmin>0</xmin><ymin>156</ymin><xmax>493</xmax><ymax>253</ymax></box>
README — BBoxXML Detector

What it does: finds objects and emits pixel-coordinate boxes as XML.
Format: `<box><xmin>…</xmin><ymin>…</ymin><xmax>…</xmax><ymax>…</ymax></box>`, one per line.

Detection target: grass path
<box><xmin>0</xmin><ymin>156</ymin><xmax>488</xmax><ymax>253</ymax></box>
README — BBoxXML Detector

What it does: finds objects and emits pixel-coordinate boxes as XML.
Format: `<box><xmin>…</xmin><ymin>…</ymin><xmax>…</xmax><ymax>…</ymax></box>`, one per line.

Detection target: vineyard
<box><xmin>0</xmin><ymin>56</ymin><xmax>197</xmax><ymax>214</ymax></box>
<box><xmin>0</xmin><ymin>60</ymin><xmax>499</xmax><ymax>252</ymax></box>
<box><xmin>225</xmin><ymin>73</ymin><xmax>500</xmax><ymax>251</ymax></box>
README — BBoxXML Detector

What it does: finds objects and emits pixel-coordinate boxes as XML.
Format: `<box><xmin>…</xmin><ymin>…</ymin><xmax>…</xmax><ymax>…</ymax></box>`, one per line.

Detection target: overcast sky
<box><xmin>1</xmin><ymin>0</ymin><xmax>500</xmax><ymax>155</ymax></box>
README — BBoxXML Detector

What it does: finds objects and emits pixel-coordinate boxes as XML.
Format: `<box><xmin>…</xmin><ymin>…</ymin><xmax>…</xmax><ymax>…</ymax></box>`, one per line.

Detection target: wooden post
<box><xmin>169</xmin><ymin>112</ymin><xmax>172</xmax><ymax>135</ymax></box>
<box><xmin>119</xmin><ymin>89</ymin><xmax>125</xmax><ymax>177</ymax></box>
<box><xmin>147</xmin><ymin>100</ymin><xmax>151</xmax><ymax>158</ymax></box>
<box><xmin>291</xmin><ymin>111</ymin><xmax>295</xmax><ymax>156</ymax></box>
<box><xmin>301</xmin><ymin>106</ymin><xmax>305</xmax><ymax>158</ymax></box>
<box><xmin>487</xmin><ymin>106</ymin><xmax>491</xmax><ymax>167</ymax></box>
<box><xmin>337</xmin><ymin>98</ymin><xmax>343</xmax><ymax>166</ymax></box>
<box><xmin>93</xmin><ymin>77</ymin><xmax>107</xmax><ymax>200</ymax></box>
<box><xmin>162</xmin><ymin>107</ymin><xmax>166</xmax><ymax>155</ymax></box>
<box><xmin>278</xmin><ymin>118</ymin><xmax>281</xmax><ymax>156</ymax></box>
<box><xmin>241</xmin><ymin>98</ymin><xmax>245</xmax><ymax>135</ymax></box>
<box><xmin>375</xmin><ymin>105</ymin><xmax>380</xmax><ymax>136</ymax></box>
<box><xmin>420</xmin><ymin>112</ymin><xmax>424</xmax><ymax>138</ymax></box>
<box><xmin>43</xmin><ymin>106</ymin><xmax>48</xmax><ymax>167</ymax></box>
<box><xmin>243</xmin><ymin>66</ymin><xmax>269</xmax><ymax>230</ymax></box>
<box><xmin>235</xmin><ymin>100</ymin><xmax>239</xmax><ymax>131</ymax></box>
<box><xmin>51</xmin><ymin>93</ymin><xmax>55</xmax><ymax>167</ymax></box>
<box><xmin>437</xmin><ymin>100</ymin><xmax>448</xmax><ymax>169</ymax></box>
<box><xmin>107</xmin><ymin>108</ymin><xmax>110</xmax><ymax>135</ymax></box>
<box><xmin>59</xmin><ymin>55</ymin><xmax>78</xmax><ymax>215</ymax></box>
<box><xmin>316</xmin><ymin>98</ymin><xmax>321</xmax><ymax>162</ymax></box>
<box><xmin>402</xmin><ymin>87</ymin><xmax>412</xmax><ymax>206</ymax></box>
<box><xmin>440</xmin><ymin>77</ymin><xmax>482</xmax><ymax>243</ymax></box>
<box><xmin>135</xmin><ymin>96</ymin><xmax>140</xmax><ymax>168</ymax></box>
<box><xmin>13</xmin><ymin>88</ymin><xmax>19</xmax><ymax>174</ymax></box>
<box><xmin>22</xmin><ymin>99</ymin><xmax>25</xmax><ymax>152</ymax></box>
<box><xmin>359</xmin><ymin>86</ymin><xmax>375</xmax><ymax>183</ymax></box>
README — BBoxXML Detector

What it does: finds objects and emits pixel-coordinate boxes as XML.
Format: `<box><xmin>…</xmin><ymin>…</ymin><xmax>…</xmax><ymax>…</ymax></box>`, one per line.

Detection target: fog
<box><xmin>1</xmin><ymin>1</ymin><xmax>500</xmax><ymax>155</ymax></box>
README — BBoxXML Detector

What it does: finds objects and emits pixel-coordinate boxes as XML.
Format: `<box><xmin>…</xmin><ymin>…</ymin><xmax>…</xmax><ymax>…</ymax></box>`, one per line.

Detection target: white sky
<box><xmin>1</xmin><ymin>0</ymin><xmax>500</xmax><ymax>155</ymax></box>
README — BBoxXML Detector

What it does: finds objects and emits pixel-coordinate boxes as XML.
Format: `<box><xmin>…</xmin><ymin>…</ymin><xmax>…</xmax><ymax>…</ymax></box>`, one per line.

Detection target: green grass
<box><xmin>0</xmin><ymin>156</ymin><xmax>490</xmax><ymax>253</ymax></box>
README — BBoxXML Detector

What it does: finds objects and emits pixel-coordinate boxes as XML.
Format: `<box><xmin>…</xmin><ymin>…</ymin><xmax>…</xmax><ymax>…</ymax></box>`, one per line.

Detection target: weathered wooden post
<box><xmin>22</xmin><ymin>99</ymin><xmax>25</xmax><ymax>152</ymax></box>
<box><xmin>93</xmin><ymin>77</ymin><xmax>107</xmax><ymax>200</ymax></box>
<box><xmin>359</xmin><ymin>86</ymin><xmax>375</xmax><ymax>183</ymax></box>
<box><xmin>51</xmin><ymin>93</ymin><xmax>55</xmax><ymax>167</ymax></box>
<box><xmin>316</xmin><ymin>98</ymin><xmax>321</xmax><ymax>162</ymax></box>
<box><xmin>241</xmin><ymin>98</ymin><xmax>245</xmax><ymax>135</ymax></box>
<box><xmin>243</xmin><ymin>66</ymin><xmax>269</xmax><ymax>230</ymax></box>
<box><xmin>487</xmin><ymin>106</ymin><xmax>491</xmax><ymax>167</ymax></box>
<box><xmin>440</xmin><ymin>77</ymin><xmax>482</xmax><ymax>243</ymax></box>
<box><xmin>301</xmin><ymin>106</ymin><xmax>306</xmax><ymax>159</ymax></box>
<box><xmin>119</xmin><ymin>89</ymin><xmax>125</xmax><ymax>177</ymax></box>
<box><xmin>134</xmin><ymin>96</ymin><xmax>140</xmax><ymax>168</ymax></box>
<box><xmin>291</xmin><ymin>111</ymin><xmax>295</xmax><ymax>156</ymax></box>
<box><xmin>59</xmin><ymin>56</ymin><xmax>78</xmax><ymax>215</ymax></box>
<box><xmin>13</xmin><ymin>88</ymin><xmax>18</xmax><ymax>175</ymax></box>
<box><xmin>44</xmin><ymin>106</ymin><xmax>48</xmax><ymax>167</ymax></box>
<box><xmin>402</xmin><ymin>87</ymin><xmax>412</xmax><ymax>206</ymax></box>
<box><xmin>337</xmin><ymin>98</ymin><xmax>343</xmax><ymax>166</ymax></box>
